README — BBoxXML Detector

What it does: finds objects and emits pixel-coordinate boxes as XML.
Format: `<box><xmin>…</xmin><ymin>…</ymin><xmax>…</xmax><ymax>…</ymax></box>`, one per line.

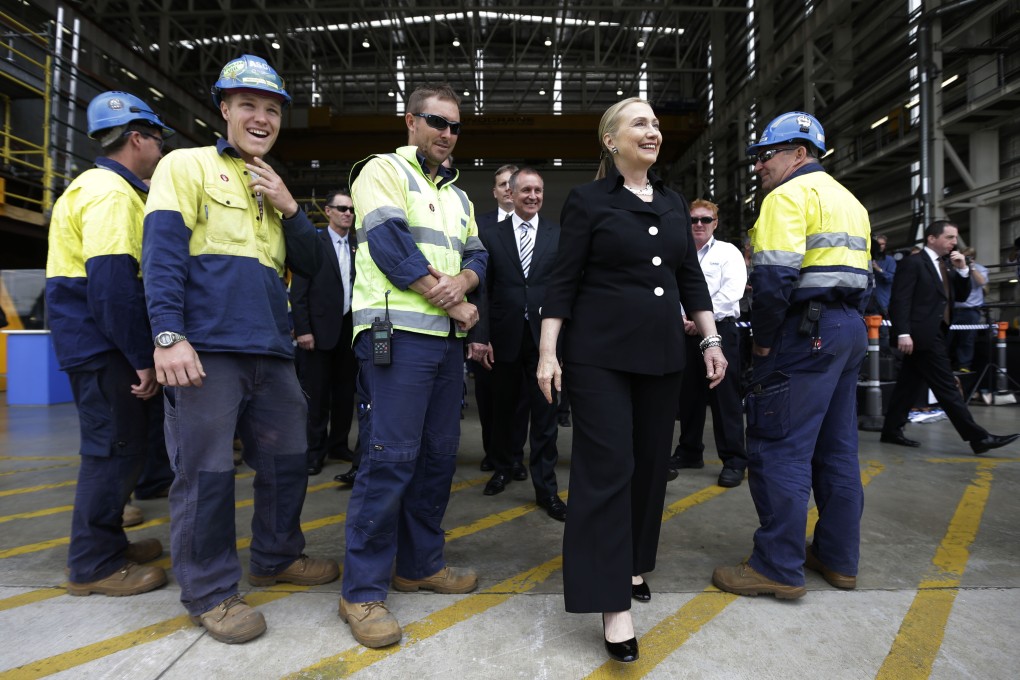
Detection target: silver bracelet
<box><xmin>698</xmin><ymin>334</ymin><xmax>722</xmax><ymax>353</ymax></box>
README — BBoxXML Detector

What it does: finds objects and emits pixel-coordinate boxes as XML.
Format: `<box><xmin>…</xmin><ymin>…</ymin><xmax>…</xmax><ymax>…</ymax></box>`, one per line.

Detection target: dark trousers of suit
<box><xmin>490</xmin><ymin>330</ymin><xmax>559</xmax><ymax>498</ymax></box>
<box><xmin>471</xmin><ymin>361</ymin><xmax>528</xmax><ymax>461</ymax></box>
<box><xmin>299</xmin><ymin>315</ymin><xmax>357</xmax><ymax>467</ymax></box>
<box><xmin>675</xmin><ymin>320</ymin><xmax>747</xmax><ymax>470</ymax></box>
<box><xmin>562</xmin><ymin>362</ymin><xmax>680</xmax><ymax>613</ymax></box>
<box><xmin>882</xmin><ymin>327</ymin><xmax>987</xmax><ymax>442</ymax></box>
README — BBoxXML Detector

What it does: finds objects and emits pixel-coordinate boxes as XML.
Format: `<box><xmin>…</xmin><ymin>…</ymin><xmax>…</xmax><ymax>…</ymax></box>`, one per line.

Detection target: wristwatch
<box><xmin>154</xmin><ymin>331</ymin><xmax>188</xmax><ymax>348</ymax></box>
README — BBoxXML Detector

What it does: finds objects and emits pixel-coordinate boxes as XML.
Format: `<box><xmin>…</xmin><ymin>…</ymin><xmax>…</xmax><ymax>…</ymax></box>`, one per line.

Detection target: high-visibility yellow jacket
<box><xmin>749</xmin><ymin>164</ymin><xmax>871</xmax><ymax>346</ymax></box>
<box><xmin>45</xmin><ymin>158</ymin><xmax>153</xmax><ymax>371</ymax></box>
<box><xmin>349</xmin><ymin>145</ymin><xmax>487</xmax><ymax>338</ymax></box>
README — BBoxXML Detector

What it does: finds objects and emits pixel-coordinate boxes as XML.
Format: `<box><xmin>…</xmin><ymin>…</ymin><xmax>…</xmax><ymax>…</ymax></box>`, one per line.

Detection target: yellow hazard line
<box><xmin>0</xmin><ymin>481</ymin><xmax>76</xmax><ymax>499</ymax></box>
<box><xmin>0</xmin><ymin>476</ymin><xmax>491</xmax><ymax>676</ymax></box>
<box><xmin>876</xmin><ymin>461</ymin><xmax>996</xmax><ymax>679</ymax></box>
<box><xmin>0</xmin><ymin>463</ymin><xmax>77</xmax><ymax>478</ymax></box>
<box><xmin>0</xmin><ymin>506</ymin><xmax>74</xmax><ymax>525</ymax></box>
<box><xmin>0</xmin><ymin>456</ymin><xmax>78</xmax><ymax>462</ymax></box>
<box><xmin>584</xmin><ymin>460</ymin><xmax>886</xmax><ymax>679</ymax></box>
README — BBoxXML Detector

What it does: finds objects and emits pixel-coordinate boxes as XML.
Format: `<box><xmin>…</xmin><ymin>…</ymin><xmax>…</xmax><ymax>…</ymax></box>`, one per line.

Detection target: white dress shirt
<box><xmin>510</xmin><ymin>212</ymin><xmax>539</xmax><ymax>255</ymax></box>
<box><xmin>692</xmin><ymin>237</ymin><xmax>747</xmax><ymax>320</ymax></box>
<box><xmin>329</xmin><ymin>228</ymin><xmax>352</xmax><ymax>315</ymax></box>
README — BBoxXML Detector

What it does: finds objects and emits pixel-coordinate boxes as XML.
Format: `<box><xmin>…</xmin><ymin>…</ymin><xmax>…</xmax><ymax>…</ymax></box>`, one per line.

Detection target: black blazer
<box><xmin>887</xmin><ymin>250</ymin><xmax>971</xmax><ymax>351</ymax></box>
<box><xmin>544</xmin><ymin>166</ymin><xmax>712</xmax><ymax>376</ymax></box>
<box><xmin>290</xmin><ymin>229</ymin><xmax>355</xmax><ymax>351</ymax></box>
<box><xmin>476</xmin><ymin>209</ymin><xmax>503</xmax><ymax>229</ymax></box>
<box><xmin>477</xmin><ymin>214</ymin><xmax>560</xmax><ymax>363</ymax></box>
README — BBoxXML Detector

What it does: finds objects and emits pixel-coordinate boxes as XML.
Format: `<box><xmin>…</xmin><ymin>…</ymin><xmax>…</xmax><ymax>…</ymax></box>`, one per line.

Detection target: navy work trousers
<box><xmin>342</xmin><ymin>330</ymin><xmax>463</xmax><ymax>603</ymax></box>
<box><xmin>744</xmin><ymin>304</ymin><xmax>867</xmax><ymax>586</ymax></box>
<box><xmin>67</xmin><ymin>351</ymin><xmax>149</xmax><ymax>583</ymax></box>
<box><xmin>164</xmin><ymin>353</ymin><xmax>308</xmax><ymax>616</ymax></box>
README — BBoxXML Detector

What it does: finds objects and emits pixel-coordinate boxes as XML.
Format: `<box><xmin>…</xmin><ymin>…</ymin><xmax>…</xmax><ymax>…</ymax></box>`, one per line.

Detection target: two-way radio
<box><xmin>371</xmin><ymin>290</ymin><xmax>393</xmax><ymax>365</ymax></box>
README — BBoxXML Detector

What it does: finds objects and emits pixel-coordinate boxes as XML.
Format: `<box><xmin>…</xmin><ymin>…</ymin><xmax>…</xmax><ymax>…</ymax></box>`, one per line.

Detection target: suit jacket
<box><xmin>476</xmin><ymin>208</ymin><xmax>506</xmax><ymax>230</ymax></box>
<box><xmin>544</xmin><ymin>166</ymin><xmax>712</xmax><ymax>376</ymax></box>
<box><xmin>887</xmin><ymin>251</ymin><xmax>971</xmax><ymax>351</ymax></box>
<box><xmin>290</xmin><ymin>229</ymin><xmax>355</xmax><ymax>351</ymax></box>
<box><xmin>477</xmin><ymin>214</ymin><xmax>560</xmax><ymax>363</ymax></box>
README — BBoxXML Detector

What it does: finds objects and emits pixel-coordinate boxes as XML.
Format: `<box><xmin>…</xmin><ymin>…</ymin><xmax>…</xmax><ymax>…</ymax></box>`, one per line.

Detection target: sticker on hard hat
<box><xmin>221</xmin><ymin>60</ymin><xmax>247</xmax><ymax>79</ymax></box>
<box><xmin>242</xmin><ymin>77</ymin><xmax>280</xmax><ymax>91</ymax></box>
<box><xmin>797</xmin><ymin>115</ymin><xmax>811</xmax><ymax>131</ymax></box>
<box><xmin>109</xmin><ymin>98</ymin><xmax>124</xmax><ymax>110</ymax></box>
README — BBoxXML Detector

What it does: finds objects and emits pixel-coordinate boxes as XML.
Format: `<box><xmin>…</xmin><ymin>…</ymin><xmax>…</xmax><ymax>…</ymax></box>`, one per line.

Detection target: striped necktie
<box><xmin>519</xmin><ymin>222</ymin><xmax>533</xmax><ymax>278</ymax></box>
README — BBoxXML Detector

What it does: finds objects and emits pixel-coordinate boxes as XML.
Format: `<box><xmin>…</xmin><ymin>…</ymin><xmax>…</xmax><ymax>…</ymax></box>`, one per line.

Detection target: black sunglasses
<box><xmin>750</xmin><ymin>147</ymin><xmax>798</xmax><ymax>165</ymax></box>
<box><xmin>123</xmin><ymin>130</ymin><xmax>165</xmax><ymax>151</ymax></box>
<box><xmin>413</xmin><ymin>112</ymin><xmax>462</xmax><ymax>135</ymax></box>
<box><xmin>691</xmin><ymin>216</ymin><xmax>717</xmax><ymax>225</ymax></box>
<box><xmin>327</xmin><ymin>205</ymin><xmax>355</xmax><ymax>214</ymax></box>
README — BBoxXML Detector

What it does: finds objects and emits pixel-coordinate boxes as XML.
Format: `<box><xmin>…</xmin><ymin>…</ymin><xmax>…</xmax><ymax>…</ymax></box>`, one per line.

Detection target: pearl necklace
<box><xmin>623</xmin><ymin>181</ymin><xmax>653</xmax><ymax>196</ymax></box>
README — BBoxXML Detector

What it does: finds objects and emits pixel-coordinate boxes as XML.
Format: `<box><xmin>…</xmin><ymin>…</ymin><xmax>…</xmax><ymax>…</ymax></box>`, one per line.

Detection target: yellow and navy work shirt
<box><xmin>45</xmin><ymin>157</ymin><xmax>153</xmax><ymax>371</ymax></box>
<box><xmin>749</xmin><ymin>163</ymin><xmax>871</xmax><ymax>347</ymax></box>
<box><xmin>142</xmin><ymin>139</ymin><xmax>320</xmax><ymax>357</ymax></box>
<box><xmin>349</xmin><ymin>145</ymin><xmax>487</xmax><ymax>338</ymax></box>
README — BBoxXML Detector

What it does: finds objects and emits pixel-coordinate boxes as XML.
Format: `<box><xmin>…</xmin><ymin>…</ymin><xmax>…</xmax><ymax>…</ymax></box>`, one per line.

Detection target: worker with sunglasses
<box><xmin>339</xmin><ymin>83</ymin><xmax>487</xmax><ymax>649</ymax></box>
<box><xmin>712</xmin><ymin>112</ymin><xmax>871</xmax><ymax>600</ymax></box>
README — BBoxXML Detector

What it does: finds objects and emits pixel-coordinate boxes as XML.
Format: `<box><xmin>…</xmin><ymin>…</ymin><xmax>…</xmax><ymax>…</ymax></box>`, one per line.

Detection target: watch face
<box><xmin>156</xmin><ymin>332</ymin><xmax>179</xmax><ymax>347</ymax></box>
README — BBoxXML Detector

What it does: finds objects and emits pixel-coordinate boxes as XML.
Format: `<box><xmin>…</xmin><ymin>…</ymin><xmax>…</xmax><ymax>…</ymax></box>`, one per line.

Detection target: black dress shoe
<box><xmin>480</xmin><ymin>456</ymin><xmax>495</xmax><ymax>472</ymax></box>
<box><xmin>970</xmin><ymin>432</ymin><xmax>1020</xmax><ymax>455</ymax></box>
<box><xmin>665</xmin><ymin>468</ymin><xmax>679</xmax><ymax>482</ymax></box>
<box><xmin>307</xmin><ymin>460</ymin><xmax>324</xmax><ymax>476</ymax></box>
<box><xmin>631</xmin><ymin>580</ymin><xmax>651</xmax><ymax>602</ymax></box>
<box><xmin>880</xmin><ymin>431</ymin><xmax>921</xmax><ymax>448</ymax></box>
<box><xmin>511</xmin><ymin>460</ymin><xmax>528</xmax><ymax>481</ymax></box>
<box><xmin>334</xmin><ymin>466</ymin><xmax>358</xmax><ymax>485</ymax></box>
<box><xmin>669</xmin><ymin>453</ymin><xmax>705</xmax><ymax>470</ymax></box>
<box><xmin>327</xmin><ymin>448</ymin><xmax>355</xmax><ymax>462</ymax></box>
<box><xmin>557</xmin><ymin>413</ymin><xmax>572</xmax><ymax>427</ymax></box>
<box><xmin>717</xmin><ymin>467</ymin><xmax>745</xmax><ymax>488</ymax></box>
<box><xmin>602</xmin><ymin>615</ymin><xmax>639</xmax><ymax>663</ymax></box>
<box><xmin>483</xmin><ymin>471</ymin><xmax>510</xmax><ymax>496</ymax></box>
<box><xmin>536</xmin><ymin>495</ymin><xmax>567</xmax><ymax>521</ymax></box>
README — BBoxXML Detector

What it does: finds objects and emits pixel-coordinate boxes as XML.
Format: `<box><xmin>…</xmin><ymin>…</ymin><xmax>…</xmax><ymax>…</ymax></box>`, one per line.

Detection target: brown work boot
<box><xmin>122</xmin><ymin>504</ymin><xmax>144</xmax><ymax>527</ymax></box>
<box><xmin>805</xmin><ymin>546</ymin><xmax>857</xmax><ymax>590</ymax></box>
<box><xmin>248</xmin><ymin>554</ymin><xmax>339</xmax><ymax>587</ymax></box>
<box><xmin>191</xmin><ymin>594</ymin><xmax>267</xmax><ymax>644</ymax></box>
<box><xmin>124</xmin><ymin>538</ymin><xmax>163</xmax><ymax>564</ymax></box>
<box><xmin>339</xmin><ymin>597</ymin><xmax>402</xmax><ymax>648</ymax></box>
<box><xmin>67</xmin><ymin>562</ymin><xmax>167</xmax><ymax>597</ymax></box>
<box><xmin>392</xmin><ymin>566</ymin><xmax>478</xmax><ymax>594</ymax></box>
<box><xmin>712</xmin><ymin>562</ymin><xmax>806</xmax><ymax>600</ymax></box>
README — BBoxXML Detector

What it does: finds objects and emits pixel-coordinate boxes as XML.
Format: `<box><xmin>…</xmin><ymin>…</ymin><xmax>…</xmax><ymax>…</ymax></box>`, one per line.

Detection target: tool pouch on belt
<box><xmin>744</xmin><ymin>371</ymin><xmax>790</xmax><ymax>440</ymax></box>
<box><xmin>798</xmin><ymin>300</ymin><xmax>823</xmax><ymax>336</ymax></box>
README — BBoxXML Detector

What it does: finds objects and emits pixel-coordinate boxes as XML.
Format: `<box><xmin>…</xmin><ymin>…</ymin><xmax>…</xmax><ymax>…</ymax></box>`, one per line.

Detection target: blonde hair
<box><xmin>596</xmin><ymin>97</ymin><xmax>651</xmax><ymax>180</ymax></box>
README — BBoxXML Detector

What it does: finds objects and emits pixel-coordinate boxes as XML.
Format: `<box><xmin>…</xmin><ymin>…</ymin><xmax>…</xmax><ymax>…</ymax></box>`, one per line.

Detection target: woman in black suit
<box><xmin>537</xmin><ymin>98</ymin><xmax>726</xmax><ymax>663</ymax></box>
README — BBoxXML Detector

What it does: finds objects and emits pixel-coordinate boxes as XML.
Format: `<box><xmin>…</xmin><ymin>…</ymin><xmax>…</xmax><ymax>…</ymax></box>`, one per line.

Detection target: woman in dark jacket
<box><xmin>537</xmin><ymin>98</ymin><xmax>726</xmax><ymax>663</ymax></box>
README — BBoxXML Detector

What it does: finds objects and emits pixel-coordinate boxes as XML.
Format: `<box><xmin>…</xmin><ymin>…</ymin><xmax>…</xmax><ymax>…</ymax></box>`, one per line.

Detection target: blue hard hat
<box><xmin>210</xmin><ymin>54</ymin><xmax>291</xmax><ymax>107</ymax></box>
<box><xmin>746</xmin><ymin>111</ymin><xmax>826</xmax><ymax>156</ymax></box>
<box><xmin>87</xmin><ymin>91</ymin><xmax>175</xmax><ymax>140</ymax></box>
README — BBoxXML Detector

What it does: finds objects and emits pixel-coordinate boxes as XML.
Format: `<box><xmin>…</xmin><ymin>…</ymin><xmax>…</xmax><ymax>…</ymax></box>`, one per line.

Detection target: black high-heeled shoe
<box><xmin>631</xmin><ymin>579</ymin><xmax>651</xmax><ymax>602</ymax></box>
<box><xmin>602</xmin><ymin>614</ymin><xmax>639</xmax><ymax>663</ymax></box>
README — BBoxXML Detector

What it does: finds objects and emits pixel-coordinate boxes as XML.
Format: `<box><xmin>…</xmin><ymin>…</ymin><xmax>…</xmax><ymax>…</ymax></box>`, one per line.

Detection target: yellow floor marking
<box><xmin>876</xmin><ymin>461</ymin><xmax>996</xmax><ymax>680</ymax></box>
<box><xmin>0</xmin><ymin>475</ymin><xmax>494</xmax><ymax>676</ymax></box>
<box><xmin>0</xmin><ymin>481</ymin><xmax>76</xmax><ymax>499</ymax></box>
<box><xmin>0</xmin><ymin>506</ymin><xmax>74</xmax><ymax>525</ymax></box>
<box><xmin>0</xmin><ymin>464</ymin><xmax>76</xmax><ymax>477</ymax></box>
<box><xmin>0</xmin><ymin>456</ymin><xmax>78</xmax><ymax>462</ymax></box>
<box><xmin>0</xmin><ymin>590</ymin><xmax>293</xmax><ymax>680</ymax></box>
<box><xmin>926</xmin><ymin>456</ymin><xmax>1016</xmax><ymax>465</ymax></box>
<box><xmin>285</xmin><ymin>556</ymin><xmax>564</xmax><ymax>679</ymax></box>
<box><xmin>0</xmin><ymin>588</ymin><xmax>66</xmax><ymax>612</ymax></box>
<box><xmin>445</xmin><ymin>491</ymin><xmax>567</xmax><ymax>541</ymax></box>
<box><xmin>584</xmin><ymin>460</ymin><xmax>886</xmax><ymax>679</ymax></box>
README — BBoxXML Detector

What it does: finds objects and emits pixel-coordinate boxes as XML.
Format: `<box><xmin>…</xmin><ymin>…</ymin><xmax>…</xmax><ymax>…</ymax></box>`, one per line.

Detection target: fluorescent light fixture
<box><xmin>544</xmin><ymin>37</ymin><xmax>552</xmax><ymax>46</ymax></box>
<box><xmin>463</xmin><ymin>90</ymin><xmax>470</xmax><ymax>96</ymax></box>
<box><xmin>148</xmin><ymin>87</ymin><xmax>164</xmax><ymax>98</ymax></box>
<box><xmin>122</xmin><ymin>68</ymin><xmax>138</xmax><ymax>80</ymax></box>
<box><xmin>362</xmin><ymin>37</ymin><xmax>370</xmax><ymax>48</ymax></box>
<box><xmin>387</xmin><ymin>90</ymin><xmax>395</xmax><ymax>97</ymax></box>
<box><xmin>905</xmin><ymin>96</ymin><xmax>919</xmax><ymax>108</ymax></box>
<box><xmin>822</xmin><ymin>148</ymin><xmax>834</xmax><ymax>159</ymax></box>
<box><xmin>744</xmin><ymin>195</ymin><xmax>754</xmax><ymax>204</ymax></box>
<box><xmin>636</xmin><ymin>40</ymin><xmax>645</xmax><ymax>48</ymax></box>
<box><xmin>271</xmin><ymin>41</ymin><xmax>281</xmax><ymax>49</ymax></box>
<box><xmin>539</xmin><ymin>88</ymin><xmax>546</xmax><ymax>95</ymax></box>
<box><xmin>194</xmin><ymin>117</ymin><xmax>207</xmax><ymax>128</ymax></box>
<box><xmin>452</xmin><ymin>37</ymin><xmax>461</xmax><ymax>47</ymax></box>
<box><xmin>870</xmin><ymin>115</ymin><xmax>889</xmax><ymax>129</ymax></box>
<box><xmin>616</xmin><ymin>88</ymin><xmax>623</xmax><ymax>95</ymax></box>
<box><xmin>941</xmin><ymin>74</ymin><xmax>958</xmax><ymax>88</ymax></box>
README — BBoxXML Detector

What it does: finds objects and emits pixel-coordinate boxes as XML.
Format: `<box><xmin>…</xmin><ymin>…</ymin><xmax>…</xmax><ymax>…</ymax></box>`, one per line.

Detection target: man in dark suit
<box><xmin>476</xmin><ymin>167</ymin><xmax>566</xmax><ymax>521</ymax></box>
<box><xmin>881</xmin><ymin>220</ymin><xmax>1018</xmax><ymax>454</ymax></box>
<box><xmin>473</xmin><ymin>164</ymin><xmax>529</xmax><ymax>480</ymax></box>
<box><xmin>290</xmin><ymin>189</ymin><xmax>358</xmax><ymax>475</ymax></box>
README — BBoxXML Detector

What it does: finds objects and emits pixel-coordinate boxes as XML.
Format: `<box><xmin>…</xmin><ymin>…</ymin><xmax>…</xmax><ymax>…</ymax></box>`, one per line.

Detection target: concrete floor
<box><xmin>1</xmin><ymin>389</ymin><xmax>1019</xmax><ymax>679</ymax></box>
